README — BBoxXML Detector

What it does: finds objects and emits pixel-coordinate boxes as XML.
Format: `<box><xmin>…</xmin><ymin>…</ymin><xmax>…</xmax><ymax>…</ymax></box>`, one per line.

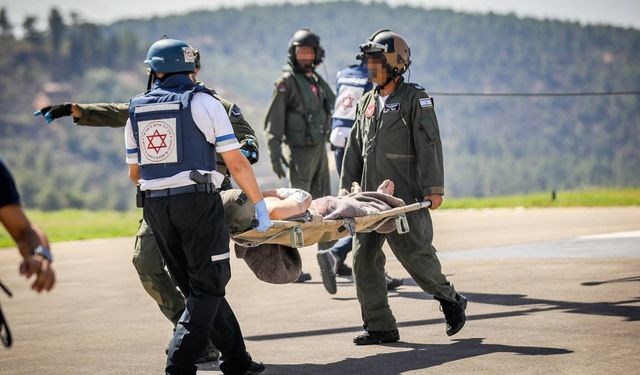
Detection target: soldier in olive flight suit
<box><xmin>264</xmin><ymin>29</ymin><xmax>336</xmax><ymax>281</ymax></box>
<box><xmin>264</xmin><ymin>28</ymin><xmax>335</xmax><ymax>200</ymax></box>
<box><xmin>341</xmin><ymin>30</ymin><xmax>468</xmax><ymax>345</ymax></box>
<box><xmin>34</xmin><ymin>51</ymin><xmax>257</xmax><ymax>363</ymax></box>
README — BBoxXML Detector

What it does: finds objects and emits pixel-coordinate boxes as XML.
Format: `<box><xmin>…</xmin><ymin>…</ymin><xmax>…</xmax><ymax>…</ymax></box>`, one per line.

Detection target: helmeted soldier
<box><xmin>264</xmin><ymin>28</ymin><xmax>335</xmax><ymax>198</ymax></box>
<box><xmin>264</xmin><ymin>28</ymin><xmax>336</xmax><ymax>282</ymax></box>
<box><xmin>316</xmin><ymin>60</ymin><xmax>403</xmax><ymax>295</ymax></box>
<box><xmin>125</xmin><ymin>38</ymin><xmax>268</xmax><ymax>374</ymax></box>
<box><xmin>341</xmin><ymin>30</ymin><xmax>468</xmax><ymax>345</ymax></box>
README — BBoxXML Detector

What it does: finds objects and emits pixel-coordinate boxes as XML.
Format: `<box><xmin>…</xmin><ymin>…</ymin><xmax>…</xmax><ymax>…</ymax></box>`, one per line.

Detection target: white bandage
<box><xmin>276</xmin><ymin>188</ymin><xmax>311</xmax><ymax>203</ymax></box>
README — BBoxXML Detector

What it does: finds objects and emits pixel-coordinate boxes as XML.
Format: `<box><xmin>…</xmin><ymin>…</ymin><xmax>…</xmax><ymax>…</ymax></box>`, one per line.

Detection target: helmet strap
<box><xmin>378</xmin><ymin>60</ymin><xmax>399</xmax><ymax>90</ymax></box>
<box><xmin>146</xmin><ymin>70</ymin><xmax>154</xmax><ymax>91</ymax></box>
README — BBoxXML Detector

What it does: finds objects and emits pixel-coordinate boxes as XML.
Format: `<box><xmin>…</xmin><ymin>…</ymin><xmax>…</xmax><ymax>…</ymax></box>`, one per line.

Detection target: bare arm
<box><xmin>0</xmin><ymin>205</ymin><xmax>42</xmax><ymax>258</ymax></box>
<box><xmin>128</xmin><ymin>164</ymin><xmax>140</xmax><ymax>185</ymax></box>
<box><xmin>264</xmin><ymin>195</ymin><xmax>312</xmax><ymax>219</ymax></box>
<box><xmin>221</xmin><ymin>149</ymin><xmax>264</xmax><ymax>204</ymax></box>
<box><xmin>0</xmin><ymin>205</ymin><xmax>55</xmax><ymax>292</ymax></box>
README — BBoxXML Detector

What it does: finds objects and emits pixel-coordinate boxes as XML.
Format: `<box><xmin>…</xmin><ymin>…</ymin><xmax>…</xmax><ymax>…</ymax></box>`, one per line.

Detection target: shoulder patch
<box><xmin>419</xmin><ymin>97</ymin><xmax>433</xmax><ymax>108</ymax></box>
<box><xmin>277</xmin><ymin>81</ymin><xmax>287</xmax><ymax>93</ymax></box>
<box><xmin>365</xmin><ymin>102</ymin><xmax>376</xmax><ymax>118</ymax></box>
<box><xmin>408</xmin><ymin>82</ymin><xmax>425</xmax><ymax>91</ymax></box>
<box><xmin>231</xmin><ymin>104</ymin><xmax>242</xmax><ymax>117</ymax></box>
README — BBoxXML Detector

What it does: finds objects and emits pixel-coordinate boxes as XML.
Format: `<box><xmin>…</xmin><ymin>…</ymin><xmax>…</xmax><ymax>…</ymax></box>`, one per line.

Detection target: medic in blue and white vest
<box><xmin>124</xmin><ymin>38</ymin><xmax>271</xmax><ymax>373</ymax></box>
<box><xmin>128</xmin><ymin>71</ymin><xmax>218</xmax><ymax>184</ymax></box>
<box><xmin>329</xmin><ymin>62</ymin><xmax>373</xmax><ymax>174</ymax></box>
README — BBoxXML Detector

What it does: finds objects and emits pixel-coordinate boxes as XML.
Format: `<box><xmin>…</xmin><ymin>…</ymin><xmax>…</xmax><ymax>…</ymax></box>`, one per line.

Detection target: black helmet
<box><xmin>358</xmin><ymin>29</ymin><xmax>411</xmax><ymax>76</ymax></box>
<box><xmin>288</xmin><ymin>28</ymin><xmax>325</xmax><ymax>68</ymax></box>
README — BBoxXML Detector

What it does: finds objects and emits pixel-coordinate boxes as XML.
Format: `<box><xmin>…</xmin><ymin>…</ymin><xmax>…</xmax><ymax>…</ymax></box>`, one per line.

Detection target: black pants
<box><xmin>143</xmin><ymin>191</ymin><xmax>251</xmax><ymax>375</ymax></box>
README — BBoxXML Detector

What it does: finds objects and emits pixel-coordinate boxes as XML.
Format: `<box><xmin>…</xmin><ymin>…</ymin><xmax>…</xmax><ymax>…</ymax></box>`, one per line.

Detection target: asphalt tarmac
<box><xmin>0</xmin><ymin>207</ymin><xmax>638</xmax><ymax>374</ymax></box>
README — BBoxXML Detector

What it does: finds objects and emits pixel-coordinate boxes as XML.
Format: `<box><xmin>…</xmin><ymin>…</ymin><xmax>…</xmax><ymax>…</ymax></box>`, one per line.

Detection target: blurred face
<box><xmin>365</xmin><ymin>53</ymin><xmax>388</xmax><ymax>86</ymax></box>
<box><xmin>295</xmin><ymin>46</ymin><xmax>316</xmax><ymax>68</ymax></box>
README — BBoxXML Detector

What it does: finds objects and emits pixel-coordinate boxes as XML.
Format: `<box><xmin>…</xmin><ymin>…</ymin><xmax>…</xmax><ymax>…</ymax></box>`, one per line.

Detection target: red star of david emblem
<box><xmin>339</xmin><ymin>95</ymin><xmax>355</xmax><ymax>110</ymax></box>
<box><xmin>146</xmin><ymin>129</ymin><xmax>168</xmax><ymax>154</ymax></box>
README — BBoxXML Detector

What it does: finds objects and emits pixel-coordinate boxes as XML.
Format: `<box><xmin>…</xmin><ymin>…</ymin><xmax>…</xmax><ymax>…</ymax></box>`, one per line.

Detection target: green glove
<box><xmin>271</xmin><ymin>160</ymin><xmax>287</xmax><ymax>179</ymax></box>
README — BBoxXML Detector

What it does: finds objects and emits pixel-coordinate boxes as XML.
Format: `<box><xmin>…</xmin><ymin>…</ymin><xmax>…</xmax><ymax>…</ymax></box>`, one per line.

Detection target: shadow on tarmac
<box><xmin>581</xmin><ymin>275</ymin><xmax>640</xmax><ymax>286</ymax></box>
<box><xmin>261</xmin><ymin>338</ymin><xmax>572</xmax><ymax>375</ymax></box>
<box><xmin>391</xmin><ymin>290</ymin><xmax>640</xmax><ymax>322</ymax></box>
<box><xmin>245</xmin><ymin>289</ymin><xmax>640</xmax><ymax>343</ymax></box>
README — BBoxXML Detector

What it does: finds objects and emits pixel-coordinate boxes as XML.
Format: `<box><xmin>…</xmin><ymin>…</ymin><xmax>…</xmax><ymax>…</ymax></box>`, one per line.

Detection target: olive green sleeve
<box><xmin>213</xmin><ymin>96</ymin><xmax>258</xmax><ymax>179</ymax></box>
<box><xmin>340</xmin><ymin>101</ymin><xmax>365</xmax><ymax>190</ymax></box>
<box><xmin>264</xmin><ymin>79</ymin><xmax>289</xmax><ymax>163</ymax></box>
<box><xmin>319</xmin><ymin>76</ymin><xmax>336</xmax><ymax>139</ymax></box>
<box><xmin>217</xmin><ymin>96</ymin><xmax>257</xmax><ymax>146</ymax></box>
<box><xmin>74</xmin><ymin>103</ymin><xmax>130</xmax><ymax>128</ymax></box>
<box><xmin>319</xmin><ymin>75</ymin><xmax>336</xmax><ymax>109</ymax></box>
<box><xmin>411</xmin><ymin>92</ymin><xmax>445</xmax><ymax>196</ymax></box>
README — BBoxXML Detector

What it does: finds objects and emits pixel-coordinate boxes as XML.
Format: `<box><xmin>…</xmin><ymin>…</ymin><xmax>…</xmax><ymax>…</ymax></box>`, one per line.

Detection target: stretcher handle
<box><xmin>249</xmin><ymin>200</ymin><xmax>431</xmax><ymax>231</ymax></box>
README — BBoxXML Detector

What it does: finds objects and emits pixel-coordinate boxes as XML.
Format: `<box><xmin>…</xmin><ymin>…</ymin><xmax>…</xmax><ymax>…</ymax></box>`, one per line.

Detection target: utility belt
<box><xmin>136</xmin><ymin>170</ymin><xmax>218</xmax><ymax>207</ymax></box>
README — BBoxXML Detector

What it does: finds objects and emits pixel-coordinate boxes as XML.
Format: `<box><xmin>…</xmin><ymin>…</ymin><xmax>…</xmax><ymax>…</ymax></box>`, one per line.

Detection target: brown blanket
<box><xmin>237</xmin><ymin>192</ymin><xmax>406</xmax><ymax>284</ymax></box>
<box><xmin>309</xmin><ymin>192</ymin><xmax>405</xmax><ymax>233</ymax></box>
<box><xmin>234</xmin><ymin>243</ymin><xmax>302</xmax><ymax>284</ymax></box>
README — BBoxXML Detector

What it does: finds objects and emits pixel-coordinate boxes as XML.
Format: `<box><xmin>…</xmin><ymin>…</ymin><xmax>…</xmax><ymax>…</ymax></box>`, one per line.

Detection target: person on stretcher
<box><xmin>221</xmin><ymin>179</ymin><xmax>401</xmax><ymax>235</ymax></box>
<box><xmin>223</xmin><ymin>180</ymin><xmax>404</xmax><ymax>286</ymax></box>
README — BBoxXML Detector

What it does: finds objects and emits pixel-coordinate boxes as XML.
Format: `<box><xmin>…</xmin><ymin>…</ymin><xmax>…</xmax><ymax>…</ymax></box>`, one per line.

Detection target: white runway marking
<box><xmin>579</xmin><ymin>230</ymin><xmax>640</xmax><ymax>239</ymax></box>
<box><xmin>441</xmin><ymin>234</ymin><xmax>640</xmax><ymax>259</ymax></box>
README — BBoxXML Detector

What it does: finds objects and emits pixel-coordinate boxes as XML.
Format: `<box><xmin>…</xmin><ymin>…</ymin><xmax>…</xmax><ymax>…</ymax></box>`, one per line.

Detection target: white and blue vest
<box><xmin>129</xmin><ymin>74</ymin><xmax>216</xmax><ymax>180</ymax></box>
<box><xmin>331</xmin><ymin>63</ymin><xmax>373</xmax><ymax>129</ymax></box>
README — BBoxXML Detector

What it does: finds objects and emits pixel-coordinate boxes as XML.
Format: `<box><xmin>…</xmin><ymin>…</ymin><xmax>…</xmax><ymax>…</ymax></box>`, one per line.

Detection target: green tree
<box><xmin>0</xmin><ymin>7</ymin><xmax>13</xmax><ymax>38</ymax></box>
<box><xmin>48</xmin><ymin>8</ymin><xmax>65</xmax><ymax>57</ymax></box>
<box><xmin>22</xmin><ymin>15</ymin><xmax>40</xmax><ymax>43</ymax></box>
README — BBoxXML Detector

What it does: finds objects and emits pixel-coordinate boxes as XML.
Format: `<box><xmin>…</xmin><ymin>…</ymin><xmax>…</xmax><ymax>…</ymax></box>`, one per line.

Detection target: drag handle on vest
<box><xmin>136</xmin><ymin>186</ymin><xmax>145</xmax><ymax>208</ymax></box>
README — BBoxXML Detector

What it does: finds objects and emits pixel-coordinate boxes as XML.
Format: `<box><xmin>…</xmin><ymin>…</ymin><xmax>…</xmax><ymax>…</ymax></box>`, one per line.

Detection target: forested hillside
<box><xmin>1</xmin><ymin>2</ymin><xmax>638</xmax><ymax>210</ymax></box>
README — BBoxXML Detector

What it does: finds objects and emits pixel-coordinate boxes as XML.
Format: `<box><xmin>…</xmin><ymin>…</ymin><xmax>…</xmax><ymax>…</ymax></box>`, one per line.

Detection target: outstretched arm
<box><xmin>35</xmin><ymin>103</ymin><xmax>130</xmax><ymax>128</ymax></box>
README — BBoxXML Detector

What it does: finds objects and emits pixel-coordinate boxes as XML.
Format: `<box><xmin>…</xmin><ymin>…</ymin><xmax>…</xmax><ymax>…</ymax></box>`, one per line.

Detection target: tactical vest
<box><xmin>129</xmin><ymin>74</ymin><xmax>216</xmax><ymax>180</ymax></box>
<box><xmin>332</xmin><ymin>64</ymin><xmax>373</xmax><ymax>129</ymax></box>
<box><xmin>284</xmin><ymin>66</ymin><xmax>332</xmax><ymax>146</ymax></box>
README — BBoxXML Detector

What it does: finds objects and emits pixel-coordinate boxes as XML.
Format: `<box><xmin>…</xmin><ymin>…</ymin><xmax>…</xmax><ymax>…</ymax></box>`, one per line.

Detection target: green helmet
<box><xmin>144</xmin><ymin>38</ymin><xmax>197</xmax><ymax>73</ymax></box>
<box><xmin>221</xmin><ymin>189</ymin><xmax>256</xmax><ymax>234</ymax></box>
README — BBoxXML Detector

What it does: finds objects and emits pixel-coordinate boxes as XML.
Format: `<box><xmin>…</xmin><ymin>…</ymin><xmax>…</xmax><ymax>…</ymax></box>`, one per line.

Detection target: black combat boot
<box><xmin>385</xmin><ymin>273</ymin><xmax>404</xmax><ymax>291</ymax></box>
<box><xmin>294</xmin><ymin>271</ymin><xmax>312</xmax><ymax>283</ymax></box>
<box><xmin>195</xmin><ymin>341</ymin><xmax>221</xmax><ymax>363</ymax></box>
<box><xmin>317</xmin><ymin>250</ymin><xmax>338</xmax><ymax>294</ymax></box>
<box><xmin>353</xmin><ymin>329</ymin><xmax>400</xmax><ymax>345</ymax></box>
<box><xmin>335</xmin><ymin>260</ymin><xmax>352</xmax><ymax>276</ymax></box>
<box><xmin>245</xmin><ymin>360</ymin><xmax>266</xmax><ymax>374</ymax></box>
<box><xmin>435</xmin><ymin>293</ymin><xmax>467</xmax><ymax>336</ymax></box>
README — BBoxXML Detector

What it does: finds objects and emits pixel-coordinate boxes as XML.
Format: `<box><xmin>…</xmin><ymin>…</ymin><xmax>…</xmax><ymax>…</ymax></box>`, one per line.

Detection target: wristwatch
<box><xmin>31</xmin><ymin>245</ymin><xmax>53</xmax><ymax>263</ymax></box>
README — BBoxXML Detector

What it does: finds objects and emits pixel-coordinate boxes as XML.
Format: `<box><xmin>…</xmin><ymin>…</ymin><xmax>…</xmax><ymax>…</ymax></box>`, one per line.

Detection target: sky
<box><xmin>1</xmin><ymin>0</ymin><xmax>639</xmax><ymax>30</ymax></box>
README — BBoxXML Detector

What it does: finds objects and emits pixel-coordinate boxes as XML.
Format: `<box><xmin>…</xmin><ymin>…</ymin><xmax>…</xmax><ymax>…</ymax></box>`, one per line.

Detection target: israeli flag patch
<box><xmin>419</xmin><ymin>98</ymin><xmax>433</xmax><ymax>108</ymax></box>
